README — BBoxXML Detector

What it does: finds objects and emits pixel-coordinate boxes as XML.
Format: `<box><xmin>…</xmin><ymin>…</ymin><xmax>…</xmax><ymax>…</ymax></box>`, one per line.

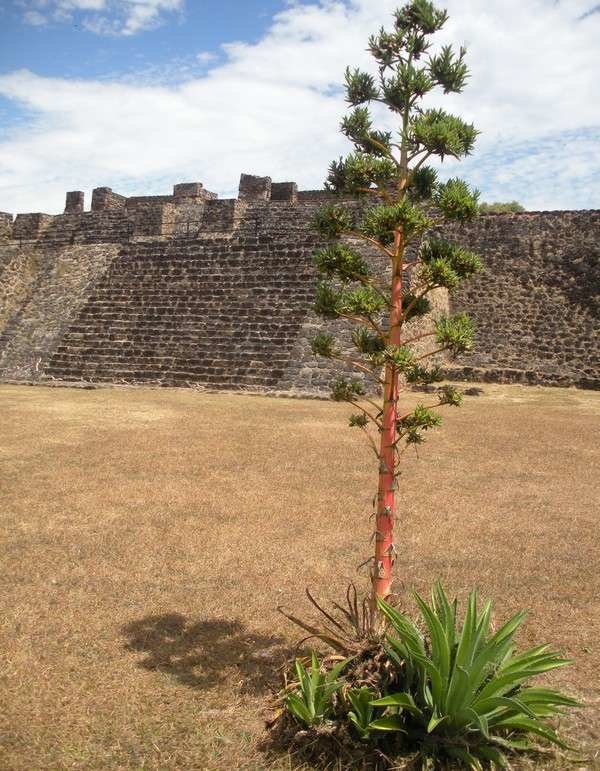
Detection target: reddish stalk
<box><xmin>371</xmin><ymin>229</ymin><xmax>404</xmax><ymax>615</ymax></box>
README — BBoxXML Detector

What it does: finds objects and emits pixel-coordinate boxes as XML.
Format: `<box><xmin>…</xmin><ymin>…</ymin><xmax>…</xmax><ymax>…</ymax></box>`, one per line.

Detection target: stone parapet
<box><xmin>238</xmin><ymin>174</ymin><xmax>272</xmax><ymax>201</ymax></box>
<box><xmin>91</xmin><ymin>187</ymin><xmax>127</xmax><ymax>211</ymax></box>
<box><xmin>271</xmin><ymin>182</ymin><xmax>298</xmax><ymax>202</ymax></box>
<box><xmin>64</xmin><ymin>191</ymin><xmax>84</xmax><ymax>214</ymax></box>
<box><xmin>12</xmin><ymin>213</ymin><xmax>53</xmax><ymax>241</ymax></box>
<box><xmin>173</xmin><ymin>182</ymin><xmax>217</xmax><ymax>202</ymax></box>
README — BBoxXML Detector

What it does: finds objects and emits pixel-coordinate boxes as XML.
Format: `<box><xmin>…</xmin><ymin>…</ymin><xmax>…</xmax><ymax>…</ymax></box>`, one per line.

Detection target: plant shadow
<box><xmin>121</xmin><ymin>613</ymin><xmax>293</xmax><ymax>695</ymax></box>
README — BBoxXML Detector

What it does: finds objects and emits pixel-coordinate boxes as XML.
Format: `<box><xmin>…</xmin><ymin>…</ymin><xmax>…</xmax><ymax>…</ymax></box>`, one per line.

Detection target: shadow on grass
<box><xmin>121</xmin><ymin>614</ymin><xmax>292</xmax><ymax>695</ymax></box>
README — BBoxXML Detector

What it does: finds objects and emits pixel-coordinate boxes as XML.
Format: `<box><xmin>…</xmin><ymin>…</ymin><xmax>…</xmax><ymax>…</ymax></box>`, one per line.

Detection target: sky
<box><xmin>0</xmin><ymin>0</ymin><xmax>599</xmax><ymax>214</ymax></box>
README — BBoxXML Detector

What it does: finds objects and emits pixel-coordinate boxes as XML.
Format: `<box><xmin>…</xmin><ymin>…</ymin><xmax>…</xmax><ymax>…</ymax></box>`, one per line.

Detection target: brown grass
<box><xmin>1</xmin><ymin>382</ymin><xmax>599</xmax><ymax>770</ymax></box>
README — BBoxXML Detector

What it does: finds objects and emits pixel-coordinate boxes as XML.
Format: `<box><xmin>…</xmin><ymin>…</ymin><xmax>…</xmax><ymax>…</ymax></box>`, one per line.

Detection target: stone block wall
<box><xmin>271</xmin><ymin>182</ymin><xmax>298</xmax><ymax>202</ymax></box>
<box><xmin>297</xmin><ymin>190</ymin><xmax>334</xmax><ymax>202</ymax></box>
<box><xmin>443</xmin><ymin>211</ymin><xmax>600</xmax><ymax>389</ymax></box>
<box><xmin>0</xmin><ymin>244</ymin><xmax>120</xmax><ymax>380</ymax></box>
<box><xmin>0</xmin><ymin>213</ymin><xmax>12</xmax><ymax>240</ymax></box>
<box><xmin>0</xmin><ymin>245</ymin><xmax>43</xmax><ymax>334</ymax></box>
<box><xmin>129</xmin><ymin>202</ymin><xmax>172</xmax><ymax>238</ymax></box>
<box><xmin>12</xmin><ymin>213</ymin><xmax>54</xmax><ymax>241</ymax></box>
<box><xmin>173</xmin><ymin>182</ymin><xmax>217</xmax><ymax>202</ymax></box>
<box><xmin>0</xmin><ymin>176</ymin><xmax>598</xmax><ymax>392</ymax></box>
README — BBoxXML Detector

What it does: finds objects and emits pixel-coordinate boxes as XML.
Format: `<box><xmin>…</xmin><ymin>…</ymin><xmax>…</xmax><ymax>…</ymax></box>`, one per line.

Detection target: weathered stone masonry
<box><xmin>441</xmin><ymin>211</ymin><xmax>599</xmax><ymax>389</ymax></box>
<box><xmin>0</xmin><ymin>176</ymin><xmax>598</xmax><ymax>392</ymax></box>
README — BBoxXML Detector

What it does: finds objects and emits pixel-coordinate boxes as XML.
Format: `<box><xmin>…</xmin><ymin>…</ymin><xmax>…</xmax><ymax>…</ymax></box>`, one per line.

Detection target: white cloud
<box><xmin>23</xmin><ymin>9</ymin><xmax>48</xmax><ymax>25</ymax></box>
<box><xmin>18</xmin><ymin>0</ymin><xmax>182</xmax><ymax>35</ymax></box>
<box><xmin>196</xmin><ymin>51</ymin><xmax>216</xmax><ymax>63</ymax></box>
<box><xmin>1</xmin><ymin>0</ymin><xmax>599</xmax><ymax>213</ymax></box>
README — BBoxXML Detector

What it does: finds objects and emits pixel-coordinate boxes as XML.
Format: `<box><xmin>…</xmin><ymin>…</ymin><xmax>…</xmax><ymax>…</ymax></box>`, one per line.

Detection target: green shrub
<box><xmin>372</xmin><ymin>584</ymin><xmax>579</xmax><ymax>767</ymax></box>
<box><xmin>479</xmin><ymin>201</ymin><xmax>525</xmax><ymax>213</ymax></box>
<box><xmin>284</xmin><ymin>652</ymin><xmax>349</xmax><ymax>727</ymax></box>
<box><xmin>279</xmin><ymin>583</ymin><xmax>579</xmax><ymax>769</ymax></box>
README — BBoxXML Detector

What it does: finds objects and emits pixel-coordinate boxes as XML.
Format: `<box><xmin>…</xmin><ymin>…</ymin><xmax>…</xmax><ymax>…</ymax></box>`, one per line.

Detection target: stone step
<box><xmin>51</xmin><ymin>348</ymin><xmax>294</xmax><ymax>360</ymax></box>
<box><xmin>45</xmin><ymin>366</ymin><xmax>285</xmax><ymax>384</ymax></box>
<box><xmin>44</xmin><ymin>235</ymin><xmax>319</xmax><ymax>388</ymax></box>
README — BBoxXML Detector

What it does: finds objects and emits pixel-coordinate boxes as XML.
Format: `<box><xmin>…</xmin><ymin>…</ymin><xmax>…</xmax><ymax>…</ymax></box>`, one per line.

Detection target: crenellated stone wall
<box><xmin>0</xmin><ymin>174</ymin><xmax>598</xmax><ymax>392</ymax></box>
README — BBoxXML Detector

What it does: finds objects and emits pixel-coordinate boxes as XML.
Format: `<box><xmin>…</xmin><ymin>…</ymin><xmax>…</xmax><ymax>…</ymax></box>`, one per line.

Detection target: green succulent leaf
<box><xmin>398</xmin><ymin>404</ymin><xmax>442</xmax><ymax>432</ymax></box>
<box><xmin>344</xmin><ymin>66</ymin><xmax>380</xmax><ymax>105</ymax></box>
<box><xmin>347</xmin><ymin>687</ymin><xmax>376</xmax><ymax>739</ymax></box>
<box><xmin>438</xmin><ymin>384</ymin><xmax>463</xmax><ymax>406</ymax></box>
<box><xmin>360</xmin><ymin>201</ymin><xmax>432</xmax><ymax>245</ymax></box>
<box><xmin>314</xmin><ymin>281</ymin><xmax>341</xmax><ymax>319</ymax></box>
<box><xmin>338</xmin><ymin>285</ymin><xmax>387</xmax><ymax>317</ymax></box>
<box><xmin>383</xmin><ymin>345</ymin><xmax>416</xmax><ymax>372</ymax></box>
<box><xmin>409</xmin><ymin>110</ymin><xmax>478</xmax><ymax>160</ymax></box>
<box><xmin>285</xmin><ymin>654</ymin><xmax>346</xmax><ymax>727</ymax></box>
<box><xmin>373</xmin><ymin>585</ymin><xmax>579</xmax><ymax>763</ymax></box>
<box><xmin>352</xmin><ymin>326</ymin><xmax>386</xmax><ymax>355</ymax></box>
<box><xmin>313</xmin><ymin>204</ymin><xmax>354</xmax><ymax>238</ymax></box>
<box><xmin>368</xmin><ymin>27</ymin><xmax>401</xmax><ymax>69</ymax></box>
<box><xmin>370</xmin><ymin>691</ymin><xmax>423</xmax><ymax>718</ymax></box>
<box><xmin>429</xmin><ymin>44</ymin><xmax>469</xmax><ymax>93</ymax></box>
<box><xmin>382</xmin><ymin>62</ymin><xmax>434</xmax><ymax>110</ymax></box>
<box><xmin>435</xmin><ymin>313</ymin><xmax>475</xmax><ymax>355</ymax></box>
<box><xmin>420</xmin><ymin>257</ymin><xmax>460</xmax><ymax>289</ymax></box>
<box><xmin>310</xmin><ymin>332</ymin><xmax>337</xmax><ymax>358</ymax></box>
<box><xmin>420</xmin><ymin>238</ymin><xmax>482</xmax><ymax>279</ymax></box>
<box><xmin>332</xmin><ymin>377</ymin><xmax>365</xmax><ymax>402</ymax></box>
<box><xmin>314</xmin><ymin>243</ymin><xmax>372</xmax><ymax>283</ymax></box>
<box><xmin>434</xmin><ymin>177</ymin><xmax>480</xmax><ymax>220</ymax></box>
<box><xmin>408</xmin><ymin>165</ymin><xmax>438</xmax><ymax>201</ymax></box>
<box><xmin>341</xmin><ymin>107</ymin><xmax>393</xmax><ymax>157</ymax></box>
<box><xmin>401</xmin><ymin>290</ymin><xmax>431</xmax><ymax>321</ymax></box>
<box><xmin>326</xmin><ymin>153</ymin><xmax>397</xmax><ymax>194</ymax></box>
<box><xmin>395</xmin><ymin>0</ymin><xmax>448</xmax><ymax>34</ymax></box>
<box><xmin>369</xmin><ymin>716</ymin><xmax>407</xmax><ymax>732</ymax></box>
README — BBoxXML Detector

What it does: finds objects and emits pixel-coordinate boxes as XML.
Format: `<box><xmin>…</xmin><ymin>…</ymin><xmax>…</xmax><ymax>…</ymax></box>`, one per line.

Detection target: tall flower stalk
<box><xmin>311</xmin><ymin>0</ymin><xmax>483</xmax><ymax>616</ymax></box>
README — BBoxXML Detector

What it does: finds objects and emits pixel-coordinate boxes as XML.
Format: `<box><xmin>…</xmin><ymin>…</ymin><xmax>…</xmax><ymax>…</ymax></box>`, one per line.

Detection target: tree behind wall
<box><xmin>480</xmin><ymin>201</ymin><xmax>525</xmax><ymax>213</ymax></box>
<box><xmin>310</xmin><ymin>0</ymin><xmax>483</xmax><ymax>616</ymax></box>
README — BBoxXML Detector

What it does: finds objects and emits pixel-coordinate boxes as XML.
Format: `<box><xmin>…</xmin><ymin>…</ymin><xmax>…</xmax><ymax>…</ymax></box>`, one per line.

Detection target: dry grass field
<box><xmin>1</xmin><ymin>382</ymin><xmax>599</xmax><ymax>770</ymax></box>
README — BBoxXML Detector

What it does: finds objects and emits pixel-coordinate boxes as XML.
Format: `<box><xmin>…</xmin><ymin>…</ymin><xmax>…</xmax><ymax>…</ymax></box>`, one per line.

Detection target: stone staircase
<box><xmin>45</xmin><ymin>234</ymin><xmax>324</xmax><ymax>389</ymax></box>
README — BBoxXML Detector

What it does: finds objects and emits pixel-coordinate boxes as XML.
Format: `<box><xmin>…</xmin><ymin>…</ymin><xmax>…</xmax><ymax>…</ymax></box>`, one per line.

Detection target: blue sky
<box><xmin>0</xmin><ymin>0</ymin><xmax>599</xmax><ymax>213</ymax></box>
<box><xmin>0</xmin><ymin>1</ymin><xmax>295</xmax><ymax>80</ymax></box>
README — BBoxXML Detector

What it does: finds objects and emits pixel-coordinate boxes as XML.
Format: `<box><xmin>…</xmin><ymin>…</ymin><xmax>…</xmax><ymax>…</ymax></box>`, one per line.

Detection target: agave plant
<box><xmin>346</xmin><ymin>686</ymin><xmax>378</xmax><ymax>741</ymax></box>
<box><xmin>369</xmin><ymin>583</ymin><xmax>579</xmax><ymax>768</ymax></box>
<box><xmin>285</xmin><ymin>652</ymin><xmax>350</xmax><ymax>727</ymax></box>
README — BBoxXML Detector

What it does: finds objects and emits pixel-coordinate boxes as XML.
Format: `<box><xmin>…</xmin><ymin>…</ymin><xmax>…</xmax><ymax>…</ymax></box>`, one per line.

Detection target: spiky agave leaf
<box><xmin>369</xmin><ymin>588</ymin><xmax>580</xmax><ymax>765</ymax></box>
